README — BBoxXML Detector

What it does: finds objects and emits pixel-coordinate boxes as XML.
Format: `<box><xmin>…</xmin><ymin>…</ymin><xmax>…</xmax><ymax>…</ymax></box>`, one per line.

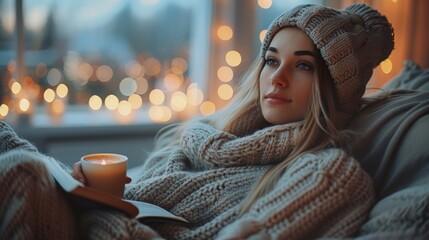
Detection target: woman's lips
<box><xmin>265</xmin><ymin>93</ymin><xmax>292</xmax><ymax>104</ymax></box>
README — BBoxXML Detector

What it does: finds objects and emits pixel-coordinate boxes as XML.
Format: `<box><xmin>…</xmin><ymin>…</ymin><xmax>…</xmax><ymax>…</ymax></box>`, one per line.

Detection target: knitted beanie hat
<box><xmin>261</xmin><ymin>3</ymin><xmax>394</xmax><ymax>114</ymax></box>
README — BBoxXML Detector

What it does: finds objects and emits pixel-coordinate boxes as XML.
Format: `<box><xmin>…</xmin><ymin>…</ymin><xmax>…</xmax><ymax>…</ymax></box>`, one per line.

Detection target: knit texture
<box><xmin>125</xmin><ymin>120</ymin><xmax>375</xmax><ymax>239</ymax></box>
<box><xmin>0</xmin><ymin>121</ymin><xmax>164</xmax><ymax>240</ymax></box>
<box><xmin>262</xmin><ymin>3</ymin><xmax>394</xmax><ymax>114</ymax></box>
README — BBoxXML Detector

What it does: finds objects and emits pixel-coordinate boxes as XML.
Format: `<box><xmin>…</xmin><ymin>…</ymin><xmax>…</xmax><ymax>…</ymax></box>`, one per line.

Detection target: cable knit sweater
<box><xmin>125</xmin><ymin>120</ymin><xmax>374</xmax><ymax>239</ymax></box>
<box><xmin>0</xmin><ymin>120</ymin><xmax>374</xmax><ymax>239</ymax></box>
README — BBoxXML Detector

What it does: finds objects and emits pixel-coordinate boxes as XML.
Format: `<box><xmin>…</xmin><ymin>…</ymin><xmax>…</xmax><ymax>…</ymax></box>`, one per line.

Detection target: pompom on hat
<box><xmin>261</xmin><ymin>3</ymin><xmax>394</xmax><ymax>114</ymax></box>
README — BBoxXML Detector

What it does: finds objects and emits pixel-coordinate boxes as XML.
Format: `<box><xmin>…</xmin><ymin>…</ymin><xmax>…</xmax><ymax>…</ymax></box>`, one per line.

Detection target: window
<box><xmin>0</xmin><ymin>0</ymin><xmax>211</xmax><ymax>125</ymax></box>
<box><xmin>0</xmin><ymin>0</ymin><xmax>398</xmax><ymax>127</ymax></box>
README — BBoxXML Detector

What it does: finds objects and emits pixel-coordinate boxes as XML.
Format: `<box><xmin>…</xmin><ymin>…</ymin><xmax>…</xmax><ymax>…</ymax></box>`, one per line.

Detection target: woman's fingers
<box><xmin>125</xmin><ymin>176</ymin><xmax>132</xmax><ymax>184</ymax></box>
<box><xmin>71</xmin><ymin>162</ymin><xmax>87</xmax><ymax>184</ymax></box>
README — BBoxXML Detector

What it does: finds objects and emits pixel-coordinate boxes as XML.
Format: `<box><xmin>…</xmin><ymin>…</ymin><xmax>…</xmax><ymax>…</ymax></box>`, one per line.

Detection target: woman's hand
<box><xmin>71</xmin><ymin>162</ymin><xmax>87</xmax><ymax>184</ymax></box>
<box><xmin>71</xmin><ymin>162</ymin><xmax>132</xmax><ymax>185</ymax></box>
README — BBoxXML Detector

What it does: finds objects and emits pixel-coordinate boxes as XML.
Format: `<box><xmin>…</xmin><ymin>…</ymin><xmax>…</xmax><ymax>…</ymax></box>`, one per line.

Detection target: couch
<box><xmin>348</xmin><ymin>60</ymin><xmax>429</xmax><ymax>238</ymax></box>
<box><xmin>127</xmin><ymin>61</ymin><xmax>429</xmax><ymax>238</ymax></box>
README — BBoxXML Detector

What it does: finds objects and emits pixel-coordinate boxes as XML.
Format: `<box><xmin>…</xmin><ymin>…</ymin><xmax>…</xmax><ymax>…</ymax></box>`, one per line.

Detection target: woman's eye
<box><xmin>297</xmin><ymin>62</ymin><xmax>313</xmax><ymax>71</ymax></box>
<box><xmin>265</xmin><ymin>58</ymin><xmax>278</xmax><ymax>66</ymax></box>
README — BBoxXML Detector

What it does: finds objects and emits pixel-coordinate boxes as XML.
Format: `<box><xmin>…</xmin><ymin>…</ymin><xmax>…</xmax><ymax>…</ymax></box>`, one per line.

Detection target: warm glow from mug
<box><xmin>217</xmin><ymin>25</ymin><xmax>233</xmax><ymax>40</ymax></box>
<box><xmin>89</xmin><ymin>95</ymin><xmax>102</xmax><ymax>110</ymax></box>
<box><xmin>218</xmin><ymin>84</ymin><xmax>234</xmax><ymax>100</ymax></box>
<box><xmin>225</xmin><ymin>50</ymin><xmax>242</xmax><ymax>67</ymax></box>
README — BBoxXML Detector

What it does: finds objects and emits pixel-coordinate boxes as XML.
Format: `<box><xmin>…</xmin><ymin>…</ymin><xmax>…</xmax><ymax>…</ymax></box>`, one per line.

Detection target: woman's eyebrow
<box><xmin>294</xmin><ymin>50</ymin><xmax>315</xmax><ymax>57</ymax></box>
<box><xmin>268</xmin><ymin>47</ymin><xmax>315</xmax><ymax>57</ymax></box>
<box><xmin>267</xmin><ymin>47</ymin><xmax>278</xmax><ymax>53</ymax></box>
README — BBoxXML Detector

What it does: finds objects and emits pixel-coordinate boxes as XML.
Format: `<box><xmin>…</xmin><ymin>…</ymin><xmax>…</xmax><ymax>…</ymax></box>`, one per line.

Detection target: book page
<box><xmin>127</xmin><ymin>200</ymin><xmax>188</xmax><ymax>223</ymax></box>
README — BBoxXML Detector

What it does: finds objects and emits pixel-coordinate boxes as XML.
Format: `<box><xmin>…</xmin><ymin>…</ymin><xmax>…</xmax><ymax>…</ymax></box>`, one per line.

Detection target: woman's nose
<box><xmin>271</xmin><ymin>70</ymin><xmax>288</xmax><ymax>88</ymax></box>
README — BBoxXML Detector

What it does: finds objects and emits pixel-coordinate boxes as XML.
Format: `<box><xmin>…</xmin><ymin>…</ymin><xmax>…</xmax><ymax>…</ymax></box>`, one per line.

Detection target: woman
<box><xmin>0</xmin><ymin>3</ymin><xmax>394</xmax><ymax>240</ymax></box>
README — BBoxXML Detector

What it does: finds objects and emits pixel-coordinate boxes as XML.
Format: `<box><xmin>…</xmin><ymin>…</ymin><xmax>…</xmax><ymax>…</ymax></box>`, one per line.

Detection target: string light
<box><xmin>170</xmin><ymin>91</ymin><xmax>187</xmax><ymax>111</ymax></box>
<box><xmin>217</xmin><ymin>25</ymin><xmax>233</xmax><ymax>40</ymax></box>
<box><xmin>44</xmin><ymin>88</ymin><xmax>55</xmax><ymax>103</ymax></box>
<box><xmin>200</xmin><ymin>101</ymin><xmax>216</xmax><ymax>116</ymax></box>
<box><xmin>217</xmin><ymin>84</ymin><xmax>234</xmax><ymax>100</ymax></box>
<box><xmin>225</xmin><ymin>50</ymin><xmax>242</xmax><ymax>67</ymax></box>
<box><xmin>217</xmin><ymin>66</ymin><xmax>233</xmax><ymax>82</ymax></box>
<box><xmin>56</xmin><ymin>84</ymin><xmax>68</xmax><ymax>98</ymax></box>
<box><xmin>257</xmin><ymin>0</ymin><xmax>272</xmax><ymax>9</ymax></box>
<box><xmin>105</xmin><ymin>94</ymin><xmax>119</xmax><ymax>110</ymax></box>
<box><xmin>11</xmin><ymin>82</ymin><xmax>22</xmax><ymax>95</ymax></box>
<box><xmin>89</xmin><ymin>95</ymin><xmax>102</xmax><ymax>110</ymax></box>
<box><xmin>0</xmin><ymin>104</ymin><xmax>9</xmax><ymax>118</ymax></box>
<box><xmin>117</xmin><ymin>100</ymin><xmax>132</xmax><ymax>116</ymax></box>
<box><xmin>128</xmin><ymin>94</ymin><xmax>143</xmax><ymax>109</ymax></box>
<box><xmin>149</xmin><ymin>89</ymin><xmax>165</xmax><ymax>105</ymax></box>
<box><xmin>259</xmin><ymin>29</ymin><xmax>267</xmax><ymax>43</ymax></box>
<box><xmin>19</xmin><ymin>98</ymin><xmax>30</xmax><ymax>112</ymax></box>
<box><xmin>380</xmin><ymin>59</ymin><xmax>393</xmax><ymax>74</ymax></box>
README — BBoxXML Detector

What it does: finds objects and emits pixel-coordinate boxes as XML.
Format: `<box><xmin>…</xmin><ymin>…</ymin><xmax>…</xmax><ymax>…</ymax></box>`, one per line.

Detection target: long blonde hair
<box><xmin>151</xmin><ymin>45</ymin><xmax>349</xmax><ymax>214</ymax></box>
<box><xmin>211</xmin><ymin>50</ymin><xmax>347</xmax><ymax>214</ymax></box>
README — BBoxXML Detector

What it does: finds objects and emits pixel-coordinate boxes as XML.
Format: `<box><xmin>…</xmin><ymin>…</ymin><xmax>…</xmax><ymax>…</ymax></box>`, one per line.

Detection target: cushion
<box><xmin>349</xmin><ymin>60</ymin><xmax>429</xmax><ymax>238</ymax></box>
<box><xmin>383</xmin><ymin>60</ymin><xmax>429</xmax><ymax>91</ymax></box>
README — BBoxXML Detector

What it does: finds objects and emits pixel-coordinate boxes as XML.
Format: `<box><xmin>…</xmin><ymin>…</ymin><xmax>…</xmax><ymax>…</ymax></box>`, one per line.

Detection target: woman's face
<box><xmin>259</xmin><ymin>27</ymin><xmax>316</xmax><ymax>125</ymax></box>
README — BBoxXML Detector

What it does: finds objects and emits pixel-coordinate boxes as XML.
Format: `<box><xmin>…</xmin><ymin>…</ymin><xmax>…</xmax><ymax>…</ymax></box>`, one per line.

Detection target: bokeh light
<box><xmin>218</xmin><ymin>84</ymin><xmax>234</xmax><ymax>100</ymax></box>
<box><xmin>96</xmin><ymin>65</ymin><xmax>113</xmax><ymax>82</ymax></box>
<box><xmin>187</xmin><ymin>85</ymin><xmax>204</xmax><ymax>106</ymax></box>
<box><xmin>0</xmin><ymin>104</ymin><xmax>9</xmax><ymax>118</ymax></box>
<box><xmin>163</xmin><ymin>73</ymin><xmax>183</xmax><ymax>91</ymax></box>
<box><xmin>19</xmin><ymin>98</ymin><xmax>30</xmax><ymax>112</ymax></box>
<box><xmin>43</xmin><ymin>88</ymin><xmax>55</xmax><ymax>103</ymax></box>
<box><xmin>128</xmin><ymin>94</ymin><xmax>143</xmax><ymax>109</ymax></box>
<box><xmin>257</xmin><ymin>0</ymin><xmax>272</xmax><ymax>9</ymax></box>
<box><xmin>217</xmin><ymin>66</ymin><xmax>233</xmax><ymax>82</ymax></box>
<box><xmin>117</xmin><ymin>100</ymin><xmax>132</xmax><ymax>116</ymax></box>
<box><xmin>170</xmin><ymin>91</ymin><xmax>187</xmax><ymax>111</ymax></box>
<box><xmin>89</xmin><ymin>95</ymin><xmax>102</xmax><ymax>110</ymax></box>
<box><xmin>56</xmin><ymin>84</ymin><xmax>68</xmax><ymax>98</ymax></box>
<box><xmin>105</xmin><ymin>94</ymin><xmax>119</xmax><ymax>110</ymax></box>
<box><xmin>259</xmin><ymin>29</ymin><xmax>267</xmax><ymax>43</ymax></box>
<box><xmin>217</xmin><ymin>25</ymin><xmax>233</xmax><ymax>41</ymax></box>
<box><xmin>200</xmin><ymin>101</ymin><xmax>216</xmax><ymax>116</ymax></box>
<box><xmin>381</xmin><ymin>59</ymin><xmax>393</xmax><ymax>74</ymax></box>
<box><xmin>149</xmin><ymin>89</ymin><xmax>165</xmax><ymax>105</ymax></box>
<box><xmin>119</xmin><ymin>77</ymin><xmax>138</xmax><ymax>96</ymax></box>
<box><xmin>225</xmin><ymin>50</ymin><xmax>242</xmax><ymax>67</ymax></box>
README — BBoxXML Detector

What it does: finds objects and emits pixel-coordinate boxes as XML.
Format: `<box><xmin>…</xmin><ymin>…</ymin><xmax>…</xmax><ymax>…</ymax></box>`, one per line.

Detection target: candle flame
<box><xmin>101</xmin><ymin>159</ymin><xmax>107</xmax><ymax>165</ymax></box>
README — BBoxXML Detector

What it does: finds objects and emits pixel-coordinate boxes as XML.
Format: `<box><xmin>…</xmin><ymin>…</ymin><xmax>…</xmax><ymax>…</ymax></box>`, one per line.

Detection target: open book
<box><xmin>43</xmin><ymin>156</ymin><xmax>188</xmax><ymax>223</ymax></box>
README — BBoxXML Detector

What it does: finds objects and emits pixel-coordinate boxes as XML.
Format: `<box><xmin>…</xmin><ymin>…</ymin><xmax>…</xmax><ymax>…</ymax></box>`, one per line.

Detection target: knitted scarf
<box><xmin>124</xmin><ymin>120</ymin><xmax>373</xmax><ymax>239</ymax></box>
<box><xmin>0</xmin><ymin>120</ymin><xmax>374</xmax><ymax>239</ymax></box>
